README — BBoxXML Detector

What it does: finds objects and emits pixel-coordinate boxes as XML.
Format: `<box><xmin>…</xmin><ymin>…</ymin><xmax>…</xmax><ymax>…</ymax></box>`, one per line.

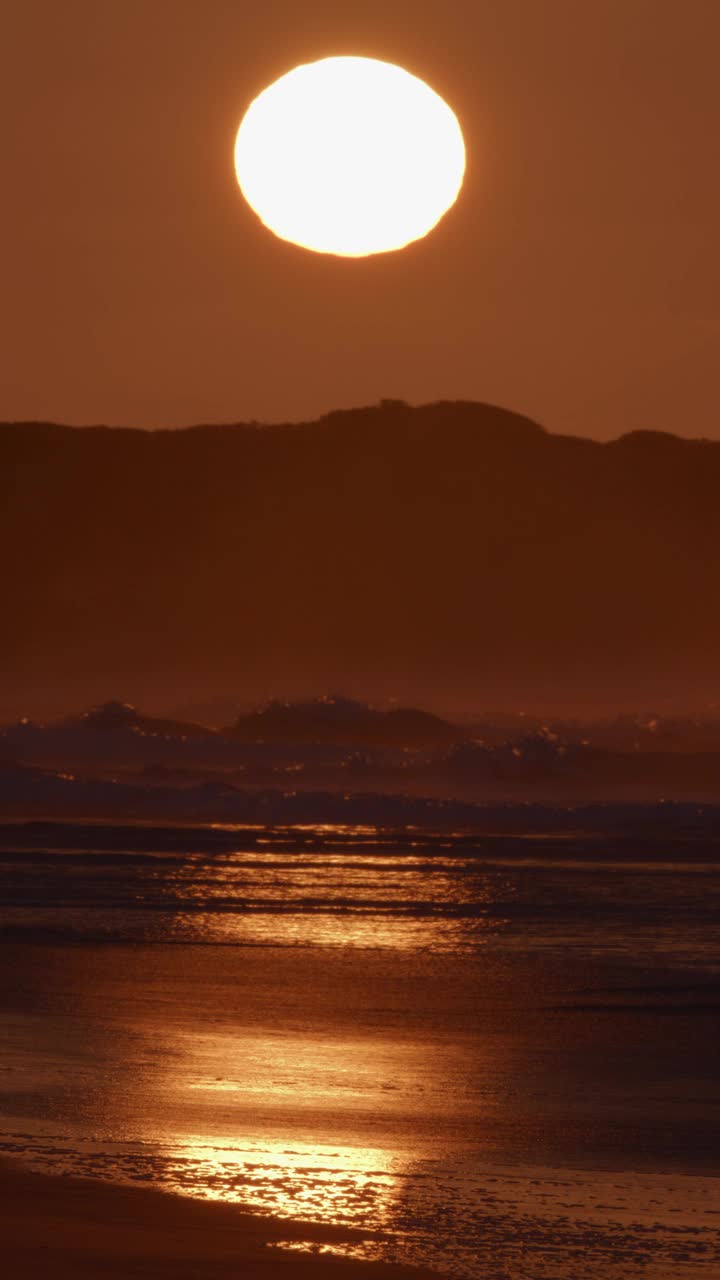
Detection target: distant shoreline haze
<box><xmin>6</xmin><ymin>696</ymin><xmax>720</xmax><ymax>815</ymax></box>
<box><xmin>4</xmin><ymin>400</ymin><xmax>719</xmax><ymax>717</ymax></box>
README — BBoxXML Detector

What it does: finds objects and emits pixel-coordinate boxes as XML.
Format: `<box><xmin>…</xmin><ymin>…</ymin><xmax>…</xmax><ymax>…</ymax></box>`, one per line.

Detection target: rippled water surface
<box><xmin>0</xmin><ymin>822</ymin><xmax>718</xmax><ymax>1277</ymax></box>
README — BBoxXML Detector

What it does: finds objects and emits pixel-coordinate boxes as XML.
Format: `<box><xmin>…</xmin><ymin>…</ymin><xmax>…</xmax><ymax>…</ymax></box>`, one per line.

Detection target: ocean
<box><xmin>0</xmin><ymin>821</ymin><xmax>718</xmax><ymax>1278</ymax></box>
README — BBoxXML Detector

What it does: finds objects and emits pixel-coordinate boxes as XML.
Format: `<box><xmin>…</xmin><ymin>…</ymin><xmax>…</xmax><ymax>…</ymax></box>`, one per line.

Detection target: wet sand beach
<box><xmin>1</xmin><ymin>823</ymin><xmax>718</xmax><ymax>1277</ymax></box>
<box><xmin>0</xmin><ymin>1159</ymin><xmax>444</xmax><ymax>1280</ymax></box>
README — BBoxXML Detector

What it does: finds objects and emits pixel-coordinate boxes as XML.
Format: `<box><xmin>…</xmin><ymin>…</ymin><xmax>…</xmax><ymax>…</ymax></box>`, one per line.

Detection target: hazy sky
<box><xmin>2</xmin><ymin>0</ymin><xmax>718</xmax><ymax>438</ymax></box>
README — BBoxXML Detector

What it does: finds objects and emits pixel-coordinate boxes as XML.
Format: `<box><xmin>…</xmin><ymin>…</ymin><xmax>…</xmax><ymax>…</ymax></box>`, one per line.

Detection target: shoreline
<box><xmin>0</xmin><ymin>1157</ymin><xmax>445</xmax><ymax>1280</ymax></box>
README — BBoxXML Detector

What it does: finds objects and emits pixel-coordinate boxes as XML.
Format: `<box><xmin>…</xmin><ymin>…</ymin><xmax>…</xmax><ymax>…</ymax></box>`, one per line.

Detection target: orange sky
<box><xmin>1</xmin><ymin>0</ymin><xmax>718</xmax><ymax>438</ymax></box>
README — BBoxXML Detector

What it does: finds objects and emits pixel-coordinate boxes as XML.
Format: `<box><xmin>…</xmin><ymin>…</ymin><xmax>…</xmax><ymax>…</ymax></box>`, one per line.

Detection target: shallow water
<box><xmin>0</xmin><ymin>822</ymin><xmax>718</xmax><ymax>1276</ymax></box>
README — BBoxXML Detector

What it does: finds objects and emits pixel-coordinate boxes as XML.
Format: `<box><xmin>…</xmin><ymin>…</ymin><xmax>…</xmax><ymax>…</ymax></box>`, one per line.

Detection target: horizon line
<box><xmin>1</xmin><ymin>397</ymin><xmax>718</xmax><ymax>447</ymax></box>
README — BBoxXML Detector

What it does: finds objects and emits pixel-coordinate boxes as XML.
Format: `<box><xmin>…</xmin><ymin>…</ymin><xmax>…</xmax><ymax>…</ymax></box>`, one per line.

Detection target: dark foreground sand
<box><xmin>0</xmin><ymin>1160</ymin><xmax>444</xmax><ymax>1280</ymax></box>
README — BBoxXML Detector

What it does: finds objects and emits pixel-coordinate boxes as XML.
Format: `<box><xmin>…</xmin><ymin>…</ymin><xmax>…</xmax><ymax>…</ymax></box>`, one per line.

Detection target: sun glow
<box><xmin>234</xmin><ymin>56</ymin><xmax>466</xmax><ymax>257</ymax></box>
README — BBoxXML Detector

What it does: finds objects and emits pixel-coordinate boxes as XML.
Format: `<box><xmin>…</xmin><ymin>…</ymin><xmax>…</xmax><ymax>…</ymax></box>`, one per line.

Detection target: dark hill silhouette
<box><xmin>223</xmin><ymin>695</ymin><xmax>457</xmax><ymax>746</ymax></box>
<box><xmin>65</xmin><ymin>701</ymin><xmax>215</xmax><ymax>739</ymax></box>
<box><xmin>3</xmin><ymin>399</ymin><xmax>720</xmax><ymax>714</ymax></box>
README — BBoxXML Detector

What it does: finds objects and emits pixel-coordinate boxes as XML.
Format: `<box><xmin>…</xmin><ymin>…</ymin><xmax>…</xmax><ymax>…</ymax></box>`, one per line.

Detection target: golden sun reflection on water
<box><xmin>4</xmin><ymin>826</ymin><xmax>719</xmax><ymax>1280</ymax></box>
<box><xmin>168</xmin><ymin>908</ymin><xmax>499</xmax><ymax>950</ymax></box>
<box><xmin>166</xmin><ymin>1020</ymin><xmax>480</xmax><ymax>1127</ymax></box>
<box><xmin>123</xmin><ymin>1013</ymin><xmax>491</xmax><ymax>1254</ymax></box>
<box><xmin>154</xmin><ymin>1133</ymin><xmax>407</xmax><ymax>1233</ymax></box>
<box><xmin>161</xmin><ymin>842</ymin><xmax>506</xmax><ymax>952</ymax></box>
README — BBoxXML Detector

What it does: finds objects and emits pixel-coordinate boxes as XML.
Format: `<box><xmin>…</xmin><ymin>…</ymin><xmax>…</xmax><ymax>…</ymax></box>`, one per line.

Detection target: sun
<box><xmin>234</xmin><ymin>56</ymin><xmax>466</xmax><ymax>258</ymax></box>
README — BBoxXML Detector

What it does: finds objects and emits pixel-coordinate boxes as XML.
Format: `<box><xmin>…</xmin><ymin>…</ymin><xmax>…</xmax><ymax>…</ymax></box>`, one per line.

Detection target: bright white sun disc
<box><xmin>234</xmin><ymin>56</ymin><xmax>466</xmax><ymax>257</ymax></box>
